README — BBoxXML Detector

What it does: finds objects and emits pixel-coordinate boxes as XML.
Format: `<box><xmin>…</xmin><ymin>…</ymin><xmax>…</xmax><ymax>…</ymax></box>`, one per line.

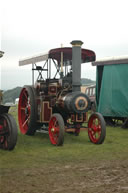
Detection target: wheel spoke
<box><xmin>0</xmin><ymin>136</ymin><xmax>5</xmax><ymax>144</ymax></box>
<box><xmin>23</xmin><ymin>90</ymin><xmax>28</xmax><ymax>100</ymax></box>
<box><xmin>3</xmin><ymin>136</ymin><xmax>8</xmax><ymax>149</ymax></box>
<box><xmin>89</xmin><ymin>128</ymin><xmax>95</xmax><ymax>135</ymax></box>
<box><xmin>22</xmin><ymin>116</ymin><xmax>30</xmax><ymax>128</ymax></box>
<box><xmin>97</xmin><ymin>125</ymin><xmax>101</xmax><ymax>132</ymax></box>
<box><xmin>54</xmin><ymin>120</ymin><xmax>58</xmax><ymax>127</ymax></box>
<box><xmin>3</xmin><ymin>119</ymin><xmax>7</xmax><ymax>128</ymax></box>
<box><xmin>53</xmin><ymin>133</ymin><xmax>58</xmax><ymax>143</ymax></box>
<box><xmin>20</xmin><ymin>107</ymin><xmax>26</xmax><ymax>111</ymax></box>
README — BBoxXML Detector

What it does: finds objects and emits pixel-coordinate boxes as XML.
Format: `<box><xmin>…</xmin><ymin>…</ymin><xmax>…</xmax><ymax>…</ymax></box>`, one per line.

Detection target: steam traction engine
<box><xmin>18</xmin><ymin>40</ymin><xmax>106</xmax><ymax>146</ymax></box>
<box><xmin>0</xmin><ymin>51</ymin><xmax>18</xmax><ymax>150</ymax></box>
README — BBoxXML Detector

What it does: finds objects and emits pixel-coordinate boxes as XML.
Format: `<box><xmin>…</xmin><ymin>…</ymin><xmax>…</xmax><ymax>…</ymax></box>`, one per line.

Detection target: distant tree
<box><xmin>3</xmin><ymin>87</ymin><xmax>22</xmax><ymax>104</ymax></box>
<box><xmin>81</xmin><ymin>78</ymin><xmax>95</xmax><ymax>85</ymax></box>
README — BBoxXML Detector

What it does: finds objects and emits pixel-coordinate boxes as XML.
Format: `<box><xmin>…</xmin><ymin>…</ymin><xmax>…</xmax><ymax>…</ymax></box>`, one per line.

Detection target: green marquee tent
<box><xmin>92</xmin><ymin>56</ymin><xmax>128</xmax><ymax>118</ymax></box>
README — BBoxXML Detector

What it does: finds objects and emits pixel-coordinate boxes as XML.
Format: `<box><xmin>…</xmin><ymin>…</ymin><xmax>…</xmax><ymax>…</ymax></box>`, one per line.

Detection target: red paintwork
<box><xmin>49</xmin><ymin>47</ymin><xmax>96</xmax><ymax>64</ymax></box>
<box><xmin>43</xmin><ymin>102</ymin><xmax>52</xmax><ymax>122</ymax></box>
<box><xmin>88</xmin><ymin>114</ymin><xmax>101</xmax><ymax>143</ymax></box>
<box><xmin>49</xmin><ymin>116</ymin><xmax>59</xmax><ymax>145</ymax></box>
<box><xmin>0</xmin><ymin>116</ymin><xmax>8</xmax><ymax>148</ymax></box>
<box><xmin>18</xmin><ymin>88</ymin><xmax>30</xmax><ymax>134</ymax></box>
<box><xmin>0</xmin><ymin>125</ymin><xmax>3</xmax><ymax>129</ymax></box>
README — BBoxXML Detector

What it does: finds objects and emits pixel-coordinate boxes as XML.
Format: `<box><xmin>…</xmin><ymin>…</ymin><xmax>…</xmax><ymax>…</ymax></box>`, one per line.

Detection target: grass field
<box><xmin>0</xmin><ymin>106</ymin><xmax>128</xmax><ymax>193</ymax></box>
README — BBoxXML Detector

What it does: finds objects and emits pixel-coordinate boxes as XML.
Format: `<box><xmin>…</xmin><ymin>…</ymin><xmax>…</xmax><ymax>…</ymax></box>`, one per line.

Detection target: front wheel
<box><xmin>88</xmin><ymin>112</ymin><xmax>106</xmax><ymax>144</ymax></box>
<box><xmin>49</xmin><ymin>113</ymin><xmax>64</xmax><ymax>146</ymax></box>
<box><xmin>0</xmin><ymin>113</ymin><xmax>18</xmax><ymax>150</ymax></box>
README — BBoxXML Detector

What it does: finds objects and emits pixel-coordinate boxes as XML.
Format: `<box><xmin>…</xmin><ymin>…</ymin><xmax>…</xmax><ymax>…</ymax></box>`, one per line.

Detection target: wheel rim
<box><xmin>18</xmin><ymin>88</ymin><xmax>31</xmax><ymax>134</ymax></box>
<box><xmin>0</xmin><ymin>116</ymin><xmax>10</xmax><ymax>149</ymax></box>
<box><xmin>88</xmin><ymin>115</ymin><xmax>101</xmax><ymax>143</ymax></box>
<box><xmin>49</xmin><ymin>116</ymin><xmax>60</xmax><ymax>145</ymax></box>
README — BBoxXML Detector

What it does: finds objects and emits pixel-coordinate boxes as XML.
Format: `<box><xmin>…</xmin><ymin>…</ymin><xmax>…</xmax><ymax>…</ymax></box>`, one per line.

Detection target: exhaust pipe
<box><xmin>70</xmin><ymin>40</ymin><xmax>83</xmax><ymax>92</ymax></box>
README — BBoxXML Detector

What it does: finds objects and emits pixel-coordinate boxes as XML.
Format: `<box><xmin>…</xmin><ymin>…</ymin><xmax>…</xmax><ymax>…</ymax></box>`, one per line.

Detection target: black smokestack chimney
<box><xmin>70</xmin><ymin>40</ymin><xmax>83</xmax><ymax>92</ymax></box>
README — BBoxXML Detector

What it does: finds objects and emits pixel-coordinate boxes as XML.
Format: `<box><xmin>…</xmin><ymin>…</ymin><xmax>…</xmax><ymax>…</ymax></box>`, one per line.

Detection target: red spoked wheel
<box><xmin>88</xmin><ymin>112</ymin><xmax>106</xmax><ymax>144</ymax></box>
<box><xmin>18</xmin><ymin>86</ymin><xmax>37</xmax><ymax>135</ymax></box>
<box><xmin>49</xmin><ymin>113</ymin><xmax>64</xmax><ymax>146</ymax></box>
<box><xmin>0</xmin><ymin>113</ymin><xmax>18</xmax><ymax>150</ymax></box>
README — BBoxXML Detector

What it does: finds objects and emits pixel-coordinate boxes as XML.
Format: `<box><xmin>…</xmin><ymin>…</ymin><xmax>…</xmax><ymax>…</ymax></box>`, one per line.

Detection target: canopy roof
<box><xmin>92</xmin><ymin>55</ymin><xmax>128</xmax><ymax>66</ymax></box>
<box><xmin>19</xmin><ymin>47</ymin><xmax>96</xmax><ymax>66</ymax></box>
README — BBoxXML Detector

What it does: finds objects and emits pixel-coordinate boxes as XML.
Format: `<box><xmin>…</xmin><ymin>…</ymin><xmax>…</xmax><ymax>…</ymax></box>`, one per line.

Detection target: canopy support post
<box><xmin>32</xmin><ymin>63</ymin><xmax>34</xmax><ymax>85</ymax></box>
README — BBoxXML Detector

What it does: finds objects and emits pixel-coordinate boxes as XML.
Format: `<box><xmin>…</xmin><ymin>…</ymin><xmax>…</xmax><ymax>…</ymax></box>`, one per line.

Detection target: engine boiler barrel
<box><xmin>62</xmin><ymin>92</ymin><xmax>90</xmax><ymax>113</ymax></box>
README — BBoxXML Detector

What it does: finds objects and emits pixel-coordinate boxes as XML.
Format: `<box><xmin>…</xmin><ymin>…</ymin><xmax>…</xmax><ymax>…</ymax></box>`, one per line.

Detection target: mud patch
<box><xmin>0</xmin><ymin>160</ymin><xmax>128</xmax><ymax>193</ymax></box>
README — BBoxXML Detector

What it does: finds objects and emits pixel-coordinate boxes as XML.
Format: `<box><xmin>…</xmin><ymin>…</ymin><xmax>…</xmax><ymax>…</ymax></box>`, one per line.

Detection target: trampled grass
<box><xmin>1</xmin><ymin>106</ymin><xmax>128</xmax><ymax>193</ymax></box>
<box><xmin>0</xmin><ymin>106</ymin><xmax>128</xmax><ymax>170</ymax></box>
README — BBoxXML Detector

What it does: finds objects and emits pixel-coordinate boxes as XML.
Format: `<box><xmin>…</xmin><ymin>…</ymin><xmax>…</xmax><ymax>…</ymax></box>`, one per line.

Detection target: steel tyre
<box><xmin>0</xmin><ymin>113</ymin><xmax>18</xmax><ymax>150</ymax></box>
<box><xmin>49</xmin><ymin>113</ymin><xmax>64</xmax><ymax>146</ymax></box>
<box><xmin>18</xmin><ymin>86</ymin><xmax>37</xmax><ymax>135</ymax></box>
<box><xmin>88</xmin><ymin>112</ymin><xmax>106</xmax><ymax>144</ymax></box>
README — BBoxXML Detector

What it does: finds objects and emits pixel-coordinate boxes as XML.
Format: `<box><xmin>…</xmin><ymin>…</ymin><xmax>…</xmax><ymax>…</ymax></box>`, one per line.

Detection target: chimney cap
<box><xmin>70</xmin><ymin>40</ymin><xmax>83</xmax><ymax>47</ymax></box>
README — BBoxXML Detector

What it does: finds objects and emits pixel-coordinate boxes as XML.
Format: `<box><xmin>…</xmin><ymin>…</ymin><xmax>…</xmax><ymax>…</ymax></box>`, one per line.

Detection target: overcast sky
<box><xmin>1</xmin><ymin>0</ymin><xmax>128</xmax><ymax>90</ymax></box>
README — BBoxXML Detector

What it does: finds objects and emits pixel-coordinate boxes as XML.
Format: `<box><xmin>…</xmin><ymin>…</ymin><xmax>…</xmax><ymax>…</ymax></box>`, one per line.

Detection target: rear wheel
<box><xmin>18</xmin><ymin>86</ymin><xmax>37</xmax><ymax>135</ymax></box>
<box><xmin>49</xmin><ymin>113</ymin><xmax>64</xmax><ymax>146</ymax></box>
<box><xmin>0</xmin><ymin>113</ymin><xmax>18</xmax><ymax>150</ymax></box>
<box><xmin>88</xmin><ymin>112</ymin><xmax>106</xmax><ymax>144</ymax></box>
